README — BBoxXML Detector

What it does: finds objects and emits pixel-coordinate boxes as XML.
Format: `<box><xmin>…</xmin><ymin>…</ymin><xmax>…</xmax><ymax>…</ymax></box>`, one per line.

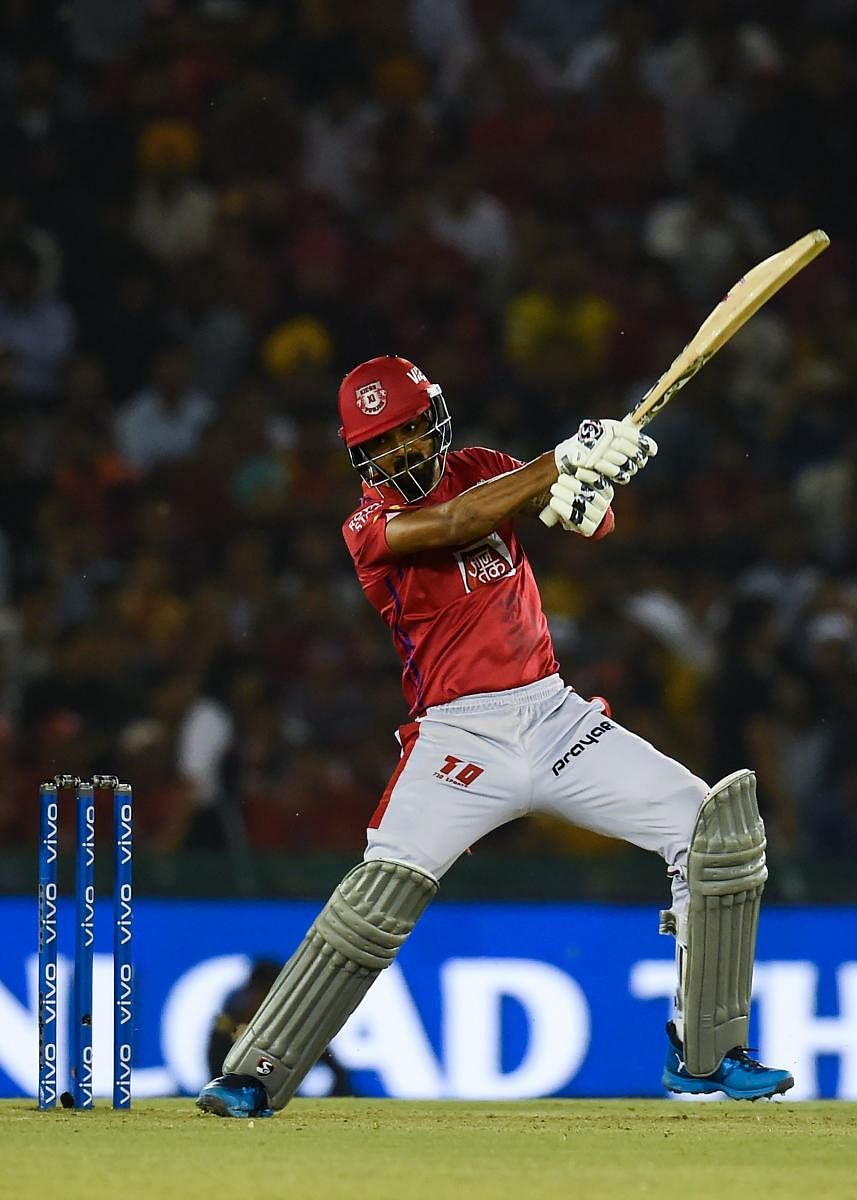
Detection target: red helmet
<box><xmin>338</xmin><ymin>355</ymin><xmax>434</xmax><ymax>445</ymax></box>
<box><xmin>338</xmin><ymin>355</ymin><xmax>451</xmax><ymax>501</ymax></box>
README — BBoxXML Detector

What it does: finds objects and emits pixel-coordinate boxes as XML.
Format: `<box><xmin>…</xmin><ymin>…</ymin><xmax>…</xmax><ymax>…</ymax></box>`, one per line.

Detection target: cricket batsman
<box><xmin>197</xmin><ymin>355</ymin><xmax>794</xmax><ymax>1116</ymax></box>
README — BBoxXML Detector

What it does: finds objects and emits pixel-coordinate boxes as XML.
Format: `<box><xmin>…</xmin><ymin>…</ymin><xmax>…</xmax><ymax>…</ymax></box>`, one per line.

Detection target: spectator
<box><xmin>131</xmin><ymin>119</ymin><xmax>217</xmax><ymax>264</ymax></box>
<box><xmin>792</xmin><ymin>433</ymin><xmax>857</xmax><ymax>570</ymax></box>
<box><xmin>426</xmin><ymin>158</ymin><xmax>516</xmax><ymax>301</ymax></box>
<box><xmin>644</xmin><ymin>159</ymin><xmax>771</xmax><ymax>302</ymax></box>
<box><xmin>148</xmin><ymin>666</ymin><xmax>236</xmax><ymax>853</ymax></box>
<box><xmin>300</xmin><ymin>75</ymin><xmax>381</xmax><ymax>213</ymax></box>
<box><xmin>0</xmin><ymin>239</ymin><xmax>75</xmax><ymax>404</ymax></box>
<box><xmin>0</xmin><ymin>185</ymin><xmax>62</xmax><ymax>295</ymax></box>
<box><xmin>116</xmin><ymin>340</ymin><xmax>216</xmax><ymax>473</ymax></box>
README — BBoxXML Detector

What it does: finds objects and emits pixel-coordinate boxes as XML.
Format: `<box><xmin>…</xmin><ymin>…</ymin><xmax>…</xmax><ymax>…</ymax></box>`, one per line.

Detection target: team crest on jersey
<box><xmin>355</xmin><ymin>380</ymin><xmax>387</xmax><ymax>415</ymax></box>
<box><xmin>455</xmin><ymin>533</ymin><xmax>516</xmax><ymax>593</ymax></box>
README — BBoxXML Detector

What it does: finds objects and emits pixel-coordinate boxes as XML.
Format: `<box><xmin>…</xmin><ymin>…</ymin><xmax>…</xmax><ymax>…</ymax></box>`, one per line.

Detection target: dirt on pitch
<box><xmin>3</xmin><ymin>1098</ymin><xmax>855</xmax><ymax>1200</ymax></box>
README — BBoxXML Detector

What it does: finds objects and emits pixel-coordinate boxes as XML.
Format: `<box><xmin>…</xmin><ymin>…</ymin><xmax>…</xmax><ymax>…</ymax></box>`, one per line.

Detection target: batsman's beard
<box><xmin>392</xmin><ymin>451</ymin><xmax>438</xmax><ymax>502</ymax></box>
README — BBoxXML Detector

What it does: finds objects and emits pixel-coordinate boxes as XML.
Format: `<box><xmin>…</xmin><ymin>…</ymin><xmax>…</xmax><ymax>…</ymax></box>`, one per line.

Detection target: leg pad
<box><xmin>680</xmin><ymin>769</ymin><xmax>768</xmax><ymax>1075</ymax></box>
<box><xmin>223</xmin><ymin>859</ymin><xmax>437</xmax><ymax>1108</ymax></box>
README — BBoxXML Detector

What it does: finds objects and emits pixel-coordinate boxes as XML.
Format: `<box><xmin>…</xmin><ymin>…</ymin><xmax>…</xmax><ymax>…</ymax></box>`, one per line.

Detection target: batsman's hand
<box><xmin>554</xmin><ymin>416</ymin><xmax>657</xmax><ymax>485</ymax></box>
<box><xmin>546</xmin><ymin>473</ymin><xmax>614</xmax><ymax>537</ymax></box>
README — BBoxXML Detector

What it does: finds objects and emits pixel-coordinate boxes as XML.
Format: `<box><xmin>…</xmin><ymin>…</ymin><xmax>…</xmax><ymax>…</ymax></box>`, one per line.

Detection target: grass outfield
<box><xmin>3</xmin><ymin>1099</ymin><xmax>856</xmax><ymax>1200</ymax></box>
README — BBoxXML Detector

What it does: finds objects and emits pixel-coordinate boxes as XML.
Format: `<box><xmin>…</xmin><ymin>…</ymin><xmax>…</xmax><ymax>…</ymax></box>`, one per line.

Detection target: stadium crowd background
<box><xmin>0</xmin><ymin>0</ymin><xmax>855</xmax><ymax>898</ymax></box>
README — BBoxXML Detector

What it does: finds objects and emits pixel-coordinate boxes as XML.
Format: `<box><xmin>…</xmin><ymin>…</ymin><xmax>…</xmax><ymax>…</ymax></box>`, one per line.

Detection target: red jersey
<box><xmin>342</xmin><ymin>446</ymin><xmax>559</xmax><ymax>714</ymax></box>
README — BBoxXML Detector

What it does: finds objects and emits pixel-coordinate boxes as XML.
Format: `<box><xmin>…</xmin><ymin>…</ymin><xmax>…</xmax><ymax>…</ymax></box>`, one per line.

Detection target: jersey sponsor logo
<box><xmin>406</xmin><ymin>366</ymin><xmax>428</xmax><ymax>384</ymax></box>
<box><xmin>348</xmin><ymin>501</ymin><xmax>382</xmax><ymax>532</ymax></box>
<box><xmin>355</xmin><ymin>380</ymin><xmax>387</xmax><ymax>415</ymax></box>
<box><xmin>434</xmin><ymin>755</ymin><xmax>484</xmax><ymax>788</ymax></box>
<box><xmin>455</xmin><ymin>533</ymin><xmax>516</xmax><ymax>593</ymax></box>
<box><xmin>551</xmin><ymin>721</ymin><xmax>614</xmax><ymax>776</ymax></box>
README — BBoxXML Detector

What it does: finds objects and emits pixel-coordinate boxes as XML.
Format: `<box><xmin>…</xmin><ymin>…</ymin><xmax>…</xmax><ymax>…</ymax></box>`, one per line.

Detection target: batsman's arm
<box><xmin>518</xmin><ymin>485</ymin><xmax>554</xmax><ymax>518</ymax></box>
<box><xmin>385</xmin><ymin>452</ymin><xmax>559</xmax><ymax>555</ymax></box>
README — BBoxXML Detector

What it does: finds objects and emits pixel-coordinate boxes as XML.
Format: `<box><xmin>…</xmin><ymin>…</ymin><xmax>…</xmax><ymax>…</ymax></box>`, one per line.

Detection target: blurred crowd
<box><xmin>0</xmin><ymin>0</ymin><xmax>856</xmax><ymax>882</ymax></box>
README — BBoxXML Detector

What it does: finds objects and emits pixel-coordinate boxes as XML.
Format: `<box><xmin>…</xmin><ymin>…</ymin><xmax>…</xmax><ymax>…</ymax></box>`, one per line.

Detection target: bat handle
<box><xmin>627</xmin><ymin>405</ymin><xmax>652</xmax><ymax>428</ymax></box>
<box><xmin>539</xmin><ymin>411</ymin><xmax>645</xmax><ymax>527</ymax></box>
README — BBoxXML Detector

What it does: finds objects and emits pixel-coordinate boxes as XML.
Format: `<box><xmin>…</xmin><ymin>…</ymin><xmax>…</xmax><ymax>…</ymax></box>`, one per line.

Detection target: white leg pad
<box><xmin>666</xmin><ymin>769</ymin><xmax>767</xmax><ymax>1075</ymax></box>
<box><xmin>224</xmin><ymin>859</ymin><xmax>437</xmax><ymax>1108</ymax></box>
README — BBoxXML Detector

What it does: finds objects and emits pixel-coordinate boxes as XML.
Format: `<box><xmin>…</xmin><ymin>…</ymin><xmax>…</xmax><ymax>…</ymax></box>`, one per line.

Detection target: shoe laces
<box><xmin>725</xmin><ymin>1045</ymin><xmax>767</xmax><ymax>1071</ymax></box>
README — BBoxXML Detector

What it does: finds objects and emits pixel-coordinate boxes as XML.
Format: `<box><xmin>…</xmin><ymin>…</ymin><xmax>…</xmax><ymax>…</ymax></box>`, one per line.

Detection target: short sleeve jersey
<box><xmin>342</xmin><ymin>446</ymin><xmax>559</xmax><ymax>714</ymax></box>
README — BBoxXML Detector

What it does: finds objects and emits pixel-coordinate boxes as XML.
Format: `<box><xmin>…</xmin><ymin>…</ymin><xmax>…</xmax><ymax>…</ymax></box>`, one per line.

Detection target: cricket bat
<box><xmin>540</xmin><ymin>228</ymin><xmax>830</xmax><ymax>526</ymax></box>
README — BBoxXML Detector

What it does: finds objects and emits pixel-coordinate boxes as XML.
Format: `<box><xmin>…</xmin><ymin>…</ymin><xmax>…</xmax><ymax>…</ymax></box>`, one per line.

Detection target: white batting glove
<box><xmin>554</xmin><ymin>416</ymin><xmax>657</xmax><ymax>485</ymax></box>
<box><xmin>547</xmin><ymin>473</ymin><xmax>614</xmax><ymax>537</ymax></box>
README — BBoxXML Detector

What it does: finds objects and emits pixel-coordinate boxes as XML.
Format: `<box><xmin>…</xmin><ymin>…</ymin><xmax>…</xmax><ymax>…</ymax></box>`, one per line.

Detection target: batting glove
<box><xmin>554</xmin><ymin>416</ymin><xmax>657</xmax><ymax>485</ymax></box>
<box><xmin>548</xmin><ymin>473</ymin><xmax>614</xmax><ymax>537</ymax></box>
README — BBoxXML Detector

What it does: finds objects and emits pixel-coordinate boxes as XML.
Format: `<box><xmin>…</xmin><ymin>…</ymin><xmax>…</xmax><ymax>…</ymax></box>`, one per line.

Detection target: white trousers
<box><xmin>365</xmin><ymin>675</ymin><xmax>708</xmax><ymax>919</ymax></box>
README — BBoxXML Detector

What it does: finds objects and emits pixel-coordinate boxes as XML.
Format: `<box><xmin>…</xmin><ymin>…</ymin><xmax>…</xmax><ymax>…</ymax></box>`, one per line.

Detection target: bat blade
<box><xmin>540</xmin><ymin>228</ymin><xmax>829</xmax><ymax>527</ymax></box>
<box><xmin>630</xmin><ymin>228</ymin><xmax>829</xmax><ymax>428</ymax></box>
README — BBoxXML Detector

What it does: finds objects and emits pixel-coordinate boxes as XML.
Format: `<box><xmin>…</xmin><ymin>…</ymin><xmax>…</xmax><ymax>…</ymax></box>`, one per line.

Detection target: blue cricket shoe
<box><xmin>663</xmin><ymin>1022</ymin><xmax>794</xmax><ymax>1100</ymax></box>
<box><xmin>196</xmin><ymin>1073</ymin><xmax>273</xmax><ymax>1118</ymax></box>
